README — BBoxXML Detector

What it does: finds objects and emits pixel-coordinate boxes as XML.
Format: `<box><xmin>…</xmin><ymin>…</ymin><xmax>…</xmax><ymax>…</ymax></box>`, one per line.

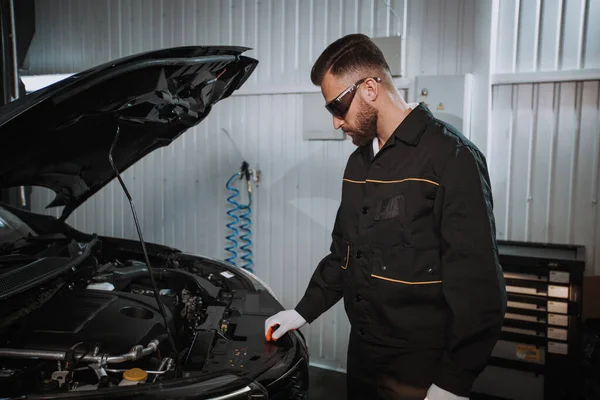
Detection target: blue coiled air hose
<box><xmin>225</xmin><ymin>172</ymin><xmax>241</xmax><ymax>266</ymax></box>
<box><xmin>224</xmin><ymin>162</ymin><xmax>254</xmax><ymax>273</ymax></box>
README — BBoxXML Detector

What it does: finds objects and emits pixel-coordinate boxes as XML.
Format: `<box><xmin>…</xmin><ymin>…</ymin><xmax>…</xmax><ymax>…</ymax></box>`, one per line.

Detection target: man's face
<box><xmin>321</xmin><ymin>72</ymin><xmax>378</xmax><ymax>147</ymax></box>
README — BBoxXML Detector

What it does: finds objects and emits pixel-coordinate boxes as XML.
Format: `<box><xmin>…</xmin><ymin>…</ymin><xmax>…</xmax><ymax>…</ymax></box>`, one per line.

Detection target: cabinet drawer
<box><xmin>548</xmin><ymin>313</ymin><xmax>569</xmax><ymax>327</ymax></box>
<box><xmin>492</xmin><ymin>340</ymin><xmax>545</xmax><ymax>364</ymax></box>
<box><xmin>547</xmin><ymin>300</ymin><xmax>568</xmax><ymax>314</ymax></box>
<box><xmin>547</xmin><ymin>327</ymin><xmax>568</xmax><ymax>341</ymax></box>
<box><xmin>548</xmin><ymin>341</ymin><xmax>569</xmax><ymax>355</ymax></box>
<box><xmin>549</xmin><ymin>270</ymin><xmax>569</xmax><ymax>284</ymax></box>
<box><xmin>548</xmin><ymin>285</ymin><xmax>569</xmax><ymax>299</ymax></box>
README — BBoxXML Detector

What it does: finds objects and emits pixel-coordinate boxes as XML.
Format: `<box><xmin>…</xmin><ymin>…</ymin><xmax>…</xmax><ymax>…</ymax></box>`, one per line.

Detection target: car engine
<box><xmin>0</xmin><ymin>252</ymin><xmax>240</xmax><ymax>395</ymax></box>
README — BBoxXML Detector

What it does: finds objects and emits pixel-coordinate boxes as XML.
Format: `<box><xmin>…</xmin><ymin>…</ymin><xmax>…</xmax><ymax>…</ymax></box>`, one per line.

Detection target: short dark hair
<box><xmin>310</xmin><ymin>33</ymin><xmax>391</xmax><ymax>86</ymax></box>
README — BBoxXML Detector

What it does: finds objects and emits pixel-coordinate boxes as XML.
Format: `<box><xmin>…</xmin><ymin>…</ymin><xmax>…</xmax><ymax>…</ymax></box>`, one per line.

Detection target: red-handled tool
<box><xmin>266</xmin><ymin>324</ymin><xmax>279</xmax><ymax>342</ymax></box>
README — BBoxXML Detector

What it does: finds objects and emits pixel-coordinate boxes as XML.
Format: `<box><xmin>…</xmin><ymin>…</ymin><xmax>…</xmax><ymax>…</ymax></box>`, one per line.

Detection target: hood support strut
<box><xmin>108</xmin><ymin>124</ymin><xmax>180</xmax><ymax>372</ymax></box>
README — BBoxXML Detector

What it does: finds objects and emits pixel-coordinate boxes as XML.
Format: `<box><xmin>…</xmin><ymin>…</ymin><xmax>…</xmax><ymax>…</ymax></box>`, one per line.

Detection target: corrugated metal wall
<box><xmin>495</xmin><ymin>0</ymin><xmax>600</xmax><ymax>72</ymax></box>
<box><xmin>490</xmin><ymin>81</ymin><xmax>600</xmax><ymax>274</ymax></box>
<box><xmin>23</xmin><ymin>0</ymin><xmax>600</xmax><ymax>371</ymax></box>
<box><xmin>25</xmin><ymin>0</ymin><xmax>477</xmax><ymax>82</ymax></box>
<box><xmin>492</xmin><ymin>0</ymin><xmax>600</xmax><ymax>275</ymax></box>
<box><xmin>26</xmin><ymin>0</ymin><xmax>477</xmax><ymax>370</ymax></box>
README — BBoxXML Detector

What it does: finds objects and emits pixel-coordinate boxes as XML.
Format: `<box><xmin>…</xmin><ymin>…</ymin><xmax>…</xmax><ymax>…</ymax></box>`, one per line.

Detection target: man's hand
<box><xmin>426</xmin><ymin>383</ymin><xmax>469</xmax><ymax>400</ymax></box>
<box><xmin>264</xmin><ymin>310</ymin><xmax>307</xmax><ymax>341</ymax></box>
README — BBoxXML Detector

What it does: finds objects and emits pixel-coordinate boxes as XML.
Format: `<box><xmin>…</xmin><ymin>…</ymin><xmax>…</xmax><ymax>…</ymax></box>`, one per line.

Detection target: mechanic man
<box><xmin>265</xmin><ymin>34</ymin><xmax>507</xmax><ymax>400</ymax></box>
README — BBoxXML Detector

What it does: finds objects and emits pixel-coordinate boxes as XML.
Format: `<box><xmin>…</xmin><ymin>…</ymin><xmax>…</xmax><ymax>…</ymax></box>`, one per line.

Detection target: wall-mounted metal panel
<box><xmin>26</xmin><ymin>0</ymin><xmax>476</xmax><ymax>88</ymax></box>
<box><xmin>495</xmin><ymin>0</ymin><xmax>600</xmax><ymax>73</ymax></box>
<box><xmin>27</xmin><ymin>0</ymin><xmax>477</xmax><ymax>371</ymax></box>
<box><xmin>405</xmin><ymin>0</ymin><xmax>476</xmax><ymax>78</ymax></box>
<box><xmin>490</xmin><ymin>81</ymin><xmax>600</xmax><ymax>274</ymax></box>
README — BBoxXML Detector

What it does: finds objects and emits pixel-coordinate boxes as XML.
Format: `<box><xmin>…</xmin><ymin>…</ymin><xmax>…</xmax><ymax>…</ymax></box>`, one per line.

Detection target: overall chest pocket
<box><xmin>373</xmin><ymin>194</ymin><xmax>411</xmax><ymax>246</ymax></box>
<box><xmin>373</xmin><ymin>182</ymin><xmax>441</xmax><ymax>248</ymax></box>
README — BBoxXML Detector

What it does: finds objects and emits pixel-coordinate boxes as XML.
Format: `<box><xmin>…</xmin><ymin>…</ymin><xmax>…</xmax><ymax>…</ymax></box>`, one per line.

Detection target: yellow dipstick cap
<box><xmin>123</xmin><ymin>368</ymin><xmax>148</xmax><ymax>382</ymax></box>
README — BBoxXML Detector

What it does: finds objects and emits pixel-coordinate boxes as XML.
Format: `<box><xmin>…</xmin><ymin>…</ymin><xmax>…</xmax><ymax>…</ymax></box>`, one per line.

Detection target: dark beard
<box><xmin>349</xmin><ymin>98</ymin><xmax>378</xmax><ymax>147</ymax></box>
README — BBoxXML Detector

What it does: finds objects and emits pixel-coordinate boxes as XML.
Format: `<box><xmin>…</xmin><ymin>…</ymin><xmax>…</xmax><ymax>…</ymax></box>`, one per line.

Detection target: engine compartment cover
<box><xmin>9</xmin><ymin>289</ymin><xmax>172</xmax><ymax>354</ymax></box>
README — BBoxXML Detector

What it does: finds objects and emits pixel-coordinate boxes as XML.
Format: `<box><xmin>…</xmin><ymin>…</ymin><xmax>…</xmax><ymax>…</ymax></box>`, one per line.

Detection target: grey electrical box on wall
<box><xmin>301</xmin><ymin>92</ymin><xmax>345</xmax><ymax>140</ymax></box>
<box><xmin>371</xmin><ymin>36</ymin><xmax>402</xmax><ymax>77</ymax></box>
<box><xmin>415</xmin><ymin>74</ymin><xmax>473</xmax><ymax>139</ymax></box>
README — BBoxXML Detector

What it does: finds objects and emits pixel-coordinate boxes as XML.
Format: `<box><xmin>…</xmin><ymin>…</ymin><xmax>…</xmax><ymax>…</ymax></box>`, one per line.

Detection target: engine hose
<box><xmin>0</xmin><ymin>335</ymin><xmax>166</xmax><ymax>365</ymax></box>
<box><xmin>225</xmin><ymin>172</ymin><xmax>242</xmax><ymax>266</ymax></box>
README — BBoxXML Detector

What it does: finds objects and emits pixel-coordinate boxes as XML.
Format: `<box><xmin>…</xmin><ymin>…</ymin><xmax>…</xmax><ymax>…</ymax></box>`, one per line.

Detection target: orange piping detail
<box><xmin>341</xmin><ymin>245</ymin><xmax>350</xmax><ymax>270</ymax></box>
<box><xmin>343</xmin><ymin>178</ymin><xmax>439</xmax><ymax>186</ymax></box>
<box><xmin>371</xmin><ymin>274</ymin><xmax>442</xmax><ymax>285</ymax></box>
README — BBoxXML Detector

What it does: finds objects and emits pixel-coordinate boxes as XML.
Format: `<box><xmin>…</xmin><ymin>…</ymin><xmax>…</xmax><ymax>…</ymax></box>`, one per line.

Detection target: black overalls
<box><xmin>295</xmin><ymin>103</ymin><xmax>507</xmax><ymax>398</ymax></box>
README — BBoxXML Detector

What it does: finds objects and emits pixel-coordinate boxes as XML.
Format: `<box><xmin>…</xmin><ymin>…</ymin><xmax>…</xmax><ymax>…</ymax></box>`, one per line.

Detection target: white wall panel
<box><xmin>495</xmin><ymin>0</ymin><xmax>600</xmax><ymax>73</ymax></box>
<box><xmin>26</xmin><ymin>0</ymin><xmax>475</xmax><ymax>371</ymax></box>
<box><xmin>404</xmin><ymin>0</ymin><xmax>476</xmax><ymax>78</ymax></box>
<box><xmin>490</xmin><ymin>81</ymin><xmax>600</xmax><ymax>275</ymax></box>
<box><xmin>26</xmin><ymin>0</ymin><xmax>476</xmax><ymax>86</ymax></box>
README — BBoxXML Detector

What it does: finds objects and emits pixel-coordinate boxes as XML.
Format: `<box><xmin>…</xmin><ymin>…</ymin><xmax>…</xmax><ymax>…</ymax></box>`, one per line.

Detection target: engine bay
<box><xmin>0</xmin><ymin>234</ymin><xmax>291</xmax><ymax>397</ymax></box>
<box><xmin>0</xmin><ymin>48</ymin><xmax>307</xmax><ymax>399</ymax></box>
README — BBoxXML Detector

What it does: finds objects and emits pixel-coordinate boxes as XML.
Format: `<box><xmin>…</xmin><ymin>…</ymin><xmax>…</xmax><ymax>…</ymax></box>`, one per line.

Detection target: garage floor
<box><xmin>308</xmin><ymin>366</ymin><xmax>347</xmax><ymax>399</ymax></box>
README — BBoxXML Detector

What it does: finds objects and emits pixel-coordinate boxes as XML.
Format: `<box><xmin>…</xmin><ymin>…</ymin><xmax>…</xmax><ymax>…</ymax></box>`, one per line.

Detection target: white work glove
<box><xmin>426</xmin><ymin>383</ymin><xmax>469</xmax><ymax>400</ymax></box>
<box><xmin>264</xmin><ymin>309</ymin><xmax>307</xmax><ymax>341</ymax></box>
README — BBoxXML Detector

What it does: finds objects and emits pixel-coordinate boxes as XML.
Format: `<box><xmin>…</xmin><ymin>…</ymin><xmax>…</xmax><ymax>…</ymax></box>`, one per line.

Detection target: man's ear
<box><xmin>363</xmin><ymin>77</ymin><xmax>379</xmax><ymax>102</ymax></box>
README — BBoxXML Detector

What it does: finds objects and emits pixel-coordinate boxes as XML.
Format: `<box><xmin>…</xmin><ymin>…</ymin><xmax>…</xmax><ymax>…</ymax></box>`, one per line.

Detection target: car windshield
<box><xmin>0</xmin><ymin>205</ymin><xmax>37</xmax><ymax>245</ymax></box>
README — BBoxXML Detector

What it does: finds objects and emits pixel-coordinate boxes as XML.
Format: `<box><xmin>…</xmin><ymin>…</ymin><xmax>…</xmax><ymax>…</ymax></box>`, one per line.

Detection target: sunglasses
<box><xmin>325</xmin><ymin>76</ymin><xmax>382</xmax><ymax>118</ymax></box>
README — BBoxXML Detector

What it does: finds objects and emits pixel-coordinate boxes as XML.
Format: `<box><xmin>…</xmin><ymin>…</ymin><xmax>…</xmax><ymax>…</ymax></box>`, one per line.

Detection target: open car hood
<box><xmin>0</xmin><ymin>46</ymin><xmax>257</xmax><ymax>220</ymax></box>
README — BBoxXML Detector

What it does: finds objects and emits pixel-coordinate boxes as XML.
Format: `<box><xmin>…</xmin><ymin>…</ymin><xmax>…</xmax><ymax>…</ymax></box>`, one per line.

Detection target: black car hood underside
<box><xmin>0</xmin><ymin>46</ymin><xmax>257</xmax><ymax>220</ymax></box>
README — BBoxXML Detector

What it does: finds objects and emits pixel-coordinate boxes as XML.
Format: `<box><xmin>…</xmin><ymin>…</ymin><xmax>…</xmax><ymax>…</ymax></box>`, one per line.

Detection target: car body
<box><xmin>0</xmin><ymin>46</ymin><xmax>309</xmax><ymax>399</ymax></box>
